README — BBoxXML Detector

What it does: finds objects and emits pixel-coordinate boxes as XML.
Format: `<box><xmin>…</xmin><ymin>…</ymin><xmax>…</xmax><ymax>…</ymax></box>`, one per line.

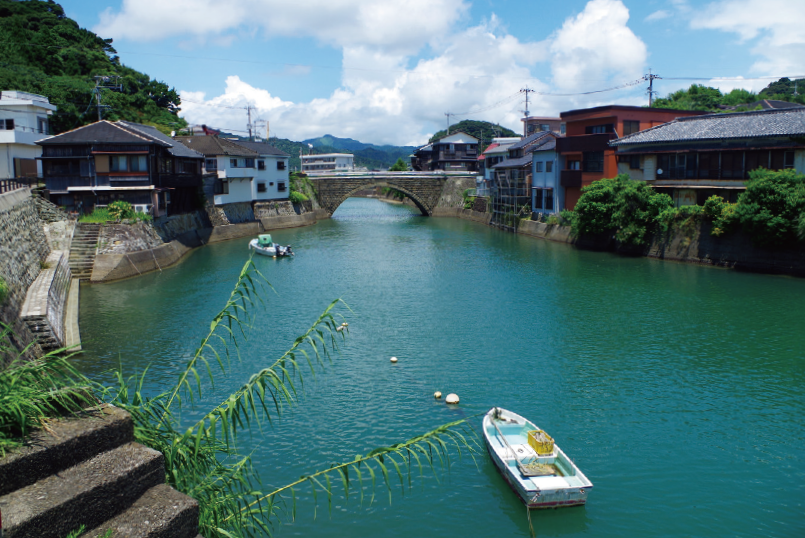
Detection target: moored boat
<box><xmin>248</xmin><ymin>234</ymin><xmax>294</xmax><ymax>257</ymax></box>
<box><xmin>483</xmin><ymin>407</ymin><xmax>592</xmax><ymax>509</ymax></box>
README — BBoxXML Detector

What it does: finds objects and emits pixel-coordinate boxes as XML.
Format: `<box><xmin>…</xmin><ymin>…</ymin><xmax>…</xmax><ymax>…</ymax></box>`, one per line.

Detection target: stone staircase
<box><xmin>0</xmin><ymin>405</ymin><xmax>203</xmax><ymax>538</ymax></box>
<box><xmin>69</xmin><ymin>224</ymin><xmax>101</xmax><ymax>280</ymax></box>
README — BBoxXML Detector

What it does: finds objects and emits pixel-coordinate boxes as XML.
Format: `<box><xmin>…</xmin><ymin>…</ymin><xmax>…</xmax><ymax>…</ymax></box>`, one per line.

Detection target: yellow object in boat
<box><xmin>527</xmin><ymin>430</ymin><xmax>554</xmax><ymax>455</ymax></box>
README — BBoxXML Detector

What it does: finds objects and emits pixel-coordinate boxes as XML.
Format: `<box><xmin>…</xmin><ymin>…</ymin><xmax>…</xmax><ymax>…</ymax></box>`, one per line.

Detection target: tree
<box><xmin>734</xmin><ymin>168</ymin><xmax>805</xmax><ymax>247</ymax></box>
<box><xmin>388</xmin><ymin>157</ymin><xmax>408</xmax><ymax>171</ymax></box>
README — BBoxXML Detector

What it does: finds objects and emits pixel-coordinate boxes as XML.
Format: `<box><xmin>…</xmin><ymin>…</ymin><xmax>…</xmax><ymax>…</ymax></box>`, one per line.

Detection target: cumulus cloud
<box><xmin>549</xmin><ymin>0</ymin><xmax>647</xmax><ymax>90</ymax></box>
<box><xmin>96</xmin><ymin>0</ymin><xmax>468</xmax><ymax>54</ymax></box>
<box><xmin>175</xmin><ymin>1</ymin><xmax>648</xmax><ymax>145</ymax></box>
<box><xmin>690</xmin><ymin>0</ymin><xmax>805</xmax><ymax>75</ymax></box>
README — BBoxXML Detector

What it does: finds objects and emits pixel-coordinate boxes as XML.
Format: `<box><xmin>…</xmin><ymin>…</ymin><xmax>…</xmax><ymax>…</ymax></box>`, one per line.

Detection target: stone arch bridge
<box><xmin>310</xmin><ymin>171</ymin><xmax>476</xmax><ymax>216</ymax></box>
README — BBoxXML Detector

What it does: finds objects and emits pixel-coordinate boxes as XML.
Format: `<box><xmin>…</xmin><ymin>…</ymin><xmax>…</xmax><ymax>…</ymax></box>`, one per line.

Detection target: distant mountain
<box><xmin>302</xmin><ymin>134</ymin><xmax>416</xmax><ymax>169</ymax></box>
<box><xmin>427</xmin><ymin>120</ymin><xmax>519</xmax><ymax>146</ymax></box>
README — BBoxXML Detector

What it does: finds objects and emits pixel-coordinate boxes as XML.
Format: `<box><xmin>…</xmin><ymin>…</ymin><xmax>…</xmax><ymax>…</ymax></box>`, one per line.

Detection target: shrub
<box><xmin>289</xmin><ymin>190</ymin><xmax>309</xmax><ymax>203</ymax></box>
<box><xmin>701</xmin><ymin>195</ymin><xmax>738</xmax><ymax>237</ymax></box>
<box><xmin>545</xmin><ymin>215</ymin><xmax>560</xmax><ymax>225</ymax></box>
<box><xmin>0</xmin><ymin>277</ymin><xmax>8</xmax><ymax>305</ymax></box>
<box><xmin>388</xmin><ymin>158</ymin><xmax>408</xmax><ymax>171</ymax></box>
<box><xmin>573</xmin><ymin>174</ymin><xmax>672</xmax><ymax>246</ymax></box>
<box><xmin>733</xmin><ymin>168</ymin><xmax>805</xmax><ymax>247</ymax></box>
<box><xmin>78</xmin><ymin>207</ymin><xmax>113</xmax><ymax>223</ymax></box>
<box><xmin>558</xmin><ymin>209</ymin><xmax>575</xmax><ymax>226</ymax></box>
<box><xmin>108</xmin><ymin>200</ymin><xmax>134</xmax><ymax>221</ymax></box>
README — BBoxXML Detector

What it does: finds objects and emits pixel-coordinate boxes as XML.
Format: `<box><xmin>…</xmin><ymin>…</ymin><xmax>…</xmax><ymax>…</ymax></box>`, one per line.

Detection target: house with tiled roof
<box><xmin>611</xmin><ymin>107</ymin><xmax>805</xmax><ymax>206</ymax></box>
<box><xmin>174</xmin><ymin>136</ymin><xmax>290</xmax><ymax>204</ymax></box>
<box><xmin>530</xmin><ymin>136</ymin><xmax>560</xmax><ymax>215</ymax></box>
<box><xmin>411</xmin><ymin>131</ymin><xmax>479</xmax><ymax>172</ymax></box>
<box><xmin>37</xmin><ymin>120</ymin><xmax>204</xmax><ymax>216</ymax></box>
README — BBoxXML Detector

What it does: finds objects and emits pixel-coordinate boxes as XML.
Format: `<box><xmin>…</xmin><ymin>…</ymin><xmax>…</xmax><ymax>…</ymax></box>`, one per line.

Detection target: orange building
<box><xmin>557</xmin><ymin>105</ymin><xmax>706</xmax><ymax>209</ymax></box>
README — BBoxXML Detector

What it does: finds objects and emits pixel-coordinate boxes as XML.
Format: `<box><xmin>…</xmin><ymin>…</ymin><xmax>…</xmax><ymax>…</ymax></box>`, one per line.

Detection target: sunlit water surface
<box><xmin>77</xmin><ymin>198</ymin><xmax>805</xmax><ymax>538</ymax></box>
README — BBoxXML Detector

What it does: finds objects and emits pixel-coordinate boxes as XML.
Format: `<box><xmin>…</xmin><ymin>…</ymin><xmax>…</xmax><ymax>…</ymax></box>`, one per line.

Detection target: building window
<box><xmin>230</xmin><ymin>158</ymin><xmax>238</xmax><ymax>168</ymax></box>
<box><xmin>1</xmin><ymin>119</ymin><xmax>13</xmax><ymax>130</ymax></box>
<box><xmin>540</xmin><ymin>124</ymin><xmax>550</xmax><ymax>132</ymax></box>
<box><xmin>214</xmin><ymin>179</ymin><xmax>229</xmax><ymax>195</ymax></box>
<box><xmin>257</xmin><ymin>160</ymin><xmax>265</xmax><ymax>170</ymax></box>
<box><xmin>546</xmin><ymin>161</ymin><xmax>553</xmax><ymax>173</ymax></box>
<box><xmin>277</xmin><ymin>160</ymin><xmax>286</xmax><ymax>170</ymax></box>
<box><xmin>37</xmin><ymin>117</ymin><xmax>48</xmax><ymax>134</ymax></box>
<box><xmin>245</xmin><ymin>158</ymin><xmax>255</xmax><ymax>168</ymax></box>
<box><xmin>585</xmin><ymin>124</ymin><xmax>614</xmax><ymax>134</ymax></box>
<box><xmin>560</xmin><ymin>124</ymin><xmax>566</xmax><ymax>135</ymax></box>
<box><xmin>784</xmin><ymin>151</ymin><xmax>795</xmax><ymax>169</ymax></box>
<box><xmin>545</xmin><ymin>189</ymin><xmax>554</xmax><ymax>210</ymax></box>
<box><xmin>534</xmin><ymin>189</ymin><xmax>543</xmax><ymax>209</ymax></box>
<box><xmin>177</xmin><ymin>159</ymin><xmax>196</xmax><ymax>174</ymax></box>
<box><xmin>131</xmin><ymin>155</ymin><xmax>148</xmax><ymax>172</ymax></box>
<box><xmin>623</xmin><ymin>121</ymin><xmax>640</xmax><ymax>136</ymax></box>
<box><xmin>205</xmin><ymin>158</ymin><xmax>217</xmax><ymax>171</ymax></box>
<box><xmin>277</xmin><ymin>182</ymin><xmax>286</xmax><ymax>192</ymax></box>
<box><xmin>159</xmin><ymin>157</ymin><xmax>172</xmax><ymax>173</ymax></box>
<box><xmin>110</xmin><ymin>155</ymin><xmax>128</xmax><ymax>171</ymax></box>
<box><xmin>629</xmin><ymin>155</ymin><xmax>641</xmax><ymax>170</ymax></box>
<box><xmin>582</xmin><ymin>151</ymin><xmax>604</xmax><ymax>173</ymax></box>
<box><xmin>535</xmin><ymin>162</ymin><xmax>543</xmax><ymax>173</ymax></box>
<box><xmin>257</xmin><ymin>182</ymin><xmax>267</xmax><ymax>193</ymax></box>
<box><xmin>568</xmin><ymin>160</ymin><xmax>580</xmax><ymax>170</ymax></box>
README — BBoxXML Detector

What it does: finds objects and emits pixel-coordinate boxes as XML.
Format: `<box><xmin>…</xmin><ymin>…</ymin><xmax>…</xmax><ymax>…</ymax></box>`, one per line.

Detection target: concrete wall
<box><xmin>19</xmin><ymin>251</ymin><xmax>71</xmax><ymax>350</ymax></box>
<box><xmin>0</xmin><ymin>188</ymin><xmax>50</xmax><ymax>358</ymax></box>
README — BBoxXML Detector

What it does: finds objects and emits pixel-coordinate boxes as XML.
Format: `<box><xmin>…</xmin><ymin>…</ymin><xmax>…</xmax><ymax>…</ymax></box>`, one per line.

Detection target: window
<box><xmin>540</xmin><ymin>124</ymin><xmax>551</xmax><ymax>132</ymax></box>
<box><xmin>534</xmin><ymin>189</ymin><xmax>543</xmax><ymax>209</ymax></box>
<box><xmin>110</xmin><ymin>156</ymin><xmax>128</xmax><ymax>171</ymax></box>
<box><xmin>214</xmin><ymin>179</ymin><xmax>229</xmax><ymax>195</ymax></box>
<box><xmin>784</xmin><ymin>151</ymin><xmax>795</xmax><ymax>169</ymax></box>
<box><xmin>629</xmin><ymin>155</ymin><xmax>641</xmax><ymax>170</ymax></box>
<box><xmin>1</xmin><ymin>119</ymin><xmax>14</xmax><ymax>130</ymax></box>
<box><xmin>257</xmin><ymin>160</ymin><xmax>265</xmax><ymax>170</ymax></box>
<box><xmin>546</xmin><ymin>161</ymin><xmax>553</xmax><ymax>173</ymax></box>
<box><xmin>535</xmin><ymin>162</ymin><xmax>544</xmax><ymax>173</ymax></box>
<box><xmin>37</xmin><ymin>117</ymin><xmax>48</xmax><ymax>134</ymax></box>
<box><xmin>277</xmin><ymin>160</ymin><xmax>286</xmax><ymax>170</ymax></box>
<box><xmin>544</xmin><ymin>189</ymin><xmax>554</xmax><ymax>210</ymax></box>
<box><xmin>568</xmin><ymin>160</ymin><xmax>581</xmax><ymax>170</ymax></box>
<box><xmin>245</xmin><ymin>158</ymin><xmax>255</xmax><ymax>168</ymax></box>
<box><xmin>623</xmin><ymin>120</ymin><xmax>640</xmax><ymax>136</ymax></box>
<box><xmin>560</xmin><ymin>124</ymin><xmax>566</xmax><ymax>135</ymax></box>
<box><xmin>177</xmin><ymin>159</ymin><xmax>197</xmax><ymax>174</ymax></box>
<box><xmin>130</xmin><ymin>156</ymin><xmax>148</xmax><ymax>172</ymax></box>
<box><xmin>205</xmin><ymin>158</ymin><xmax>218</xmax><ymax>171</ymax></box>
<box><xmin>585</xmin><ymin>124</ymin><xmax>614</xmax><ymax>134</ymax></box>
<box><xmin>582</xmin><ymin>151</ymin><xmax>604</xmax><ymax>172</ymax></box>
<box><xmin>257</xmin><ymin>182</ymin><xmax>267</xmax><ymax>193</ymax></box>
<box><xmin>159</xmin><ymin>157</ymin><xmax>172</xmax><ymax>174</ymax></box>
<box><xmin>277</xmin><ymin>181</ymin><xmax>286</xmax><ymax>192</ymax></box>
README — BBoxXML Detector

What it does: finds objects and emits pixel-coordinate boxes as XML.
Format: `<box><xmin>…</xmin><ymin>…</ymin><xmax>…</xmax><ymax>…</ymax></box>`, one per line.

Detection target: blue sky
<box><xmin>61</xmin><ymin>0</ymin><xmax>805</xmax><ymax>145</ymax></box>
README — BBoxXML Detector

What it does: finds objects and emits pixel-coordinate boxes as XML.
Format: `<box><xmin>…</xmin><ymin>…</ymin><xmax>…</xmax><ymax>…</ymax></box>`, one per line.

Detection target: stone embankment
<box><xmin>0</xmin><ymin>405</ymin><xmax>202</xmax><ymax>538</ymax></box>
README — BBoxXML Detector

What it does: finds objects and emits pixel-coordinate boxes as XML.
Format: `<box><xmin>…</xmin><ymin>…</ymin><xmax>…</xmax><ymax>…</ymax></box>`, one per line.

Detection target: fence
<box><xmin>0</xmin><ymin>177</ymin><xmax>33</xmax><ymax>194</ymax></box>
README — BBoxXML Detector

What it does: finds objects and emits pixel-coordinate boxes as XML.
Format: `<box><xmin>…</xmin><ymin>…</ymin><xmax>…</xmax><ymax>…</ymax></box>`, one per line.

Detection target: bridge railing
<box><xmin>306</xmin><ymin>170</ymin><xmax>479</xmax><ymax>178</ymax></box>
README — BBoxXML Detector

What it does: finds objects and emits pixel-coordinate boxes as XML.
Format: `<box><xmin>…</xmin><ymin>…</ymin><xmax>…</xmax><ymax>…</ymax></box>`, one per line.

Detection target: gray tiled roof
<box><xmin>118</xmin><ymin>122</ymin><xmax>204</xmax><ymax>158</ymax></box>
<box><xmin>492</xmin><ymin>153</ymin><xmax>533</xmax><ymax>169</ymax></box>
<box><xmin>174</xmin><ymin>136</ymin><xmax>260</xmax><ymax>157</ymax></box>
<box><xmin>37</xmin><ymin>121</ymin><xmax>164</xmax><ymax>146</ymax></box>
<box><xmin>233</xmin><ymin>140</ymin><xmax>289</xmax><ymax>157</ymax></box>
<box><xmin>508</xmin><ymin>131</ymin><xmax>551</xmax><ymax>150</ymax></box>
<box><xmin>611</xmin><ymin>107</ymin><xmax>805</xmax><ymax>146</ymax></box>
<box><xmin>530</xmin><ymin>138</ymin><xmax>556</xmax><ymax>153</ymax></box>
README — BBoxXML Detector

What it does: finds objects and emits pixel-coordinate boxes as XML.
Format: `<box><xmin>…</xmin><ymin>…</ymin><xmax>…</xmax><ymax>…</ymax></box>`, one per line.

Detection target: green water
<box><xmin>77</xmin><ymin>197</ymin><xmax>805</xmax><ymax>537</ymax></box>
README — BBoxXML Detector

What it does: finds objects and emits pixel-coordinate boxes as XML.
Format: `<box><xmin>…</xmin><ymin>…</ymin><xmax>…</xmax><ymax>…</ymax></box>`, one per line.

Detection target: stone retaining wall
<box><xmin>436</xmin><ymin>176</ymin><xmax>476</xmax><ymax>209</ymax></box>
<box><xmin>20</xmin><ymin>251</ymin><xmax>71</xmax><ymax>350</ymax></box>
<box><xmin>254</xmin><ymin>201</ymin><xmax>296</xmax><ymax>218</ymax></box>
<box><xmin>34</xmin><ymin>195</ymin><xmax>72</xmax><ymax>223</ymax></box>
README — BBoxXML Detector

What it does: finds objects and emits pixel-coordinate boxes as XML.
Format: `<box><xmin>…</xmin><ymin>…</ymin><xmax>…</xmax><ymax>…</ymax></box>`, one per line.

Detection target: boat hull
<box><xmin>248</xmin><ymin>238</ymin><xmax>293</xmax><ymax>257</ymax></box>
<box><xmin>483</xmin><ymin>407</ymin><xmax>592</xmax><ymax>509</ymax></box>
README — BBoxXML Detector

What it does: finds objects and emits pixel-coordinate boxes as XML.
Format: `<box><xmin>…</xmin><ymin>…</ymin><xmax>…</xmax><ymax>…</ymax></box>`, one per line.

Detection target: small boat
<box><xmin>483</xmin><ymin>407</ymin><xmax>592</xmax><ymax>509</ymax></box>
<box><xmin>248</xmin><ymin>234</ymin><xmax>294</xmax><ymax>257</ymax></box>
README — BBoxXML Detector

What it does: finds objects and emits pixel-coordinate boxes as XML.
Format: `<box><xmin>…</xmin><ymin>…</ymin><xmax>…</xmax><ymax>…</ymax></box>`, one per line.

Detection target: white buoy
<box><xmin>342</xmin><ymin>322</ymin><xmax>348</xmax><ymax>327</ymax></box>
<box><xmin>434</xmin><ymin>391</ymin><xmax>442</xmax><ymax>399</ymax></box>
<box><xmin>445</xmin><ymin>393</ymin><xmax>459</xmax><ymax>404</ymax></box>
<box><xmin>390</xmin><ymin>356</ymin><xmax>398</xmax><ymax>363</ymax></box>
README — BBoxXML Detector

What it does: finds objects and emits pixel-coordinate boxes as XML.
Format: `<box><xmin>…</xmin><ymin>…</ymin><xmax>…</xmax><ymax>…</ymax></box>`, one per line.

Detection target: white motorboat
<box><xmin>483</xmin><ymin>407</ymin><xmax>593</xmax><ymax>509</ymax></box>
<box><xmin>248</xmin><ymin>234</ymin><xmax>294</xmax><ymax>257</ymax></box>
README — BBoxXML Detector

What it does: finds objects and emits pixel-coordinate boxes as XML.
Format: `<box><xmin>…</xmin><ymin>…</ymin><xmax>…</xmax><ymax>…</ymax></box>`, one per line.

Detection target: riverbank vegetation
<box><xmin>0</xmin><ymin>259</ymin><xmax>477</xmax><ymax>537</ymax></box>
<box><xmin>289</xmin><ymin>172</ymin><xmax>315</xmax><ymax>205</ymax></box>
<box><xmin>77</xmin><ymin>201</ymin><xmax>152</xmax><ymax>223</ymax></box>
<box><xmin>565</xmin><ymin>170</ymin><xmax>805</xmax><ymax>249</ymax></box>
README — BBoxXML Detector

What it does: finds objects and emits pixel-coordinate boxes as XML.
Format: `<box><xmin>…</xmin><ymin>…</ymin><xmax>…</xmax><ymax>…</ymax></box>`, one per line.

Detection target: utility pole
<box><xmin>246</xmin><ymin>104</ymin><xmax>253</xmax><ymax>141</ymax></box>
<box><xmin>444</xmin><ymin>112</ymin><xmax>454</xmax><ymax>135</ymax></box>
<box><xmin>645</xmin><ymin>69</ymin><xmax>660</xmax><ymax>107</ymax></box>
<box><xmin>520</xmin><ymin>87</ymin><xmax>535</xmax><ymax>136</ymax></box>
<box><xmin>92</xmin><ymin>76</ymin><xmax>121</xmax><ymax>121</ymax></box>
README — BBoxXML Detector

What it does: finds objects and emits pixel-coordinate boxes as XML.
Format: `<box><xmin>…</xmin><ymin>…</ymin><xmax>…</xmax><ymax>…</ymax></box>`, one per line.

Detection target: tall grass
<box><xmin>1</xmin><ymin>256</ymin><xmax>479</xmax><ymax>537</ymax></box>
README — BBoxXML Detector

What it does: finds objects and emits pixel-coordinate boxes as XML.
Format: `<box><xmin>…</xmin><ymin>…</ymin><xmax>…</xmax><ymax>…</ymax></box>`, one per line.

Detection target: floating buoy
<box><xmin>336</xmin><ymin>326</ymin><xmax>344</xmax><ymax>332</ymax></box>
<box><xmin>434</xmin><ymin>391</ymin><xmax>442</xmax><ymax>399</ymax></box>
<box><xmin>445</xmin><ymin>393</ymin><xmax>459</xmax><ymax>404</ymax></box>
<box><xmin>342</xmin><ymin>322</ymin><xmax>348</xmax><ymax>327</ymax></box>
<box><xmin>390</xmin><ymin>356</ymin><xmax>398</xmax><ymax>363</ymax></box>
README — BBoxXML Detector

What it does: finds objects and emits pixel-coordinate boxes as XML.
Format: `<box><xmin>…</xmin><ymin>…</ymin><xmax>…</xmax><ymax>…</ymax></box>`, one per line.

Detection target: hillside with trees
<box><xmin>428</xmin><ymin>120</ymin><xmax>518</xmax><ymax>146</ymax></box>
<box><xmin>651</xmin><ymin>78</ymin><xmax>805</xmax><ymax>112</ymax></box>
<box><xmin>0</xmin><ymin>0</ymin><xmax>186</xmax><ymax>134</ymax></box>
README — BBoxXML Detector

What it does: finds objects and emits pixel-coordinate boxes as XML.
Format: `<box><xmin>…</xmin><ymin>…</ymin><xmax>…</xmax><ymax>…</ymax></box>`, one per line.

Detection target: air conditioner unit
<box><xmin>134</xmin><ymin>204</ymin><xmax>152</xmax><ymax>214</ymax></box>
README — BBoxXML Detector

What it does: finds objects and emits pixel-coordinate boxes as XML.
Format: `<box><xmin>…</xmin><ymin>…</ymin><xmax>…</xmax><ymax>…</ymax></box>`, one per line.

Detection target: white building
<box><xmin>301</xmin><ymin>153</ymin><xmax>354</xmax><ymax>173</ymax></box>
<box><xmin>175</xmin><ymin>136</ymin><xmax>290</xmax><ymax>205</ymax></box>
<box><xmin>0</xmin><ymin>90</ymin><xmax>57</xmax><ymax>179</ymax></box>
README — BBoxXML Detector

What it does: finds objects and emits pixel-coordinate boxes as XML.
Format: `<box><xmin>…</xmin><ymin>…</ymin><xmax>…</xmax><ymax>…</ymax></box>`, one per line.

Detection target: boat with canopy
<box><xmin>248</xmin><ymin>234</ymin><xmax>294</xmax><ymax>257</ymax></box>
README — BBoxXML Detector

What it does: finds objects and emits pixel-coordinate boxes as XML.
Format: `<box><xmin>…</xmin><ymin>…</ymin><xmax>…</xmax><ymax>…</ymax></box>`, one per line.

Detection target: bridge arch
<box><xmin>335</xmin><ymin>181</ymin><xmax>430</xmax><ymax>216</ymax></box>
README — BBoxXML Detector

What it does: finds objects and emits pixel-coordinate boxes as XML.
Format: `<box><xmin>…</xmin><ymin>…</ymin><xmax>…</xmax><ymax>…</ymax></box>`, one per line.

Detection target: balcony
<box><xmin>556</xmin><ymin>133</ymin><xmax>617</xmax><ymax>154</ymax></box>
<box><xmin>560</xmin><ymin>170</ymin><xmax>582</xmax><ymax>188</ymax></box>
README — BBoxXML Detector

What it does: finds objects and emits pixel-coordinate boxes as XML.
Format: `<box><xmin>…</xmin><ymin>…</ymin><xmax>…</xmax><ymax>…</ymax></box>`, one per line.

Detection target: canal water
<box><xmin>77</xmin><ymin>197</ymin><xmax>804</xmax><ymax>538</ymax></box>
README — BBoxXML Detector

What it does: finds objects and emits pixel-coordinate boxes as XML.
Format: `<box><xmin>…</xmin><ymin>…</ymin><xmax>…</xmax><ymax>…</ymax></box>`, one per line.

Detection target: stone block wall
<box><xmin>97</xmin><ymin>223</ymin><xmax>165</xmax><ymax>255</ymax></box>
<box><xmin>34</xmin><ymin>195</ymin><xmax>72</xmax><ymax>223</ymax></box>
<box><xmin>153</xmin><ymin>211</ymin><xmax>210</xmax><ymax>242</ymax></box>
<box><xmin>254</xmin><ymin>201</ymin><xmax>296</xmax><ymax>219</ymax></box>
<box><xmin>436</xmin><ymin>176</ymin><xmax>476</xmax><ymax>209</ymax></box>
<box><xmin>20</xmin><ymin>251</ymin><xmax>71</xmax><ymax>350</ymax></box>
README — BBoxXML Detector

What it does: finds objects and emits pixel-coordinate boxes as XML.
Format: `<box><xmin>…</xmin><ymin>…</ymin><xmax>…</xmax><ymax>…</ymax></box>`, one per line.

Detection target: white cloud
<box><xmin>96</xmin><ymin>0</ymin><xmax>468</xmax><ymax>54</ymax></box>
<box><xmin>645</xmin><ymin>10</ymin><xmax>671</xmax><ymax>22</ymax></box>
<box><xmin>690</xmin><ymin>0</ymin><xmax>805</xmax><ymax>75</ymax></box>
<box><xmin>549</xmin><ymin>0</ymin><xmax>647</xmax><ymax>90</ymax></box>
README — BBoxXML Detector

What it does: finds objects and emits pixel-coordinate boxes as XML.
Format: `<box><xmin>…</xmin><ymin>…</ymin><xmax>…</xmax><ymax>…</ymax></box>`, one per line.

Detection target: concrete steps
<box><xmin>69</xmin><ymin>223</ymin><xmax>102</xmax><ymax>280</ymax></box>
<box><xmin>0</xmin><ymin>405</ymin><xmax>201</xmax><ymax>538</ymax></box>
